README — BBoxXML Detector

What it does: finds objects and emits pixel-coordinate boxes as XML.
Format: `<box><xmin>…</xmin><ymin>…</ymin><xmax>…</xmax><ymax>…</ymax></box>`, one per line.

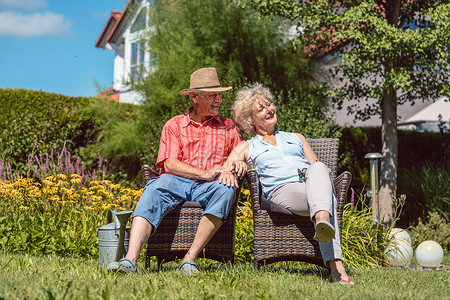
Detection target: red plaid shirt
<box><xmin>156</xmin><ymin>110</ymin><xmax>243</xmax><ymax>173</ymax></box>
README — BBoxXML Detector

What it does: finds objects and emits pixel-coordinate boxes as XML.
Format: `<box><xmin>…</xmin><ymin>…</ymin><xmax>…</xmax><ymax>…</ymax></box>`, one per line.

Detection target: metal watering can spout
<box><xmin>98</xmin><ymin>209</ymin><xmax>133</xmax><ymax>266</ymax></box>
<box><xmin>113</xmin><ymin>210</ymin><xmax>133</xmax><ymax>261</ymax></box>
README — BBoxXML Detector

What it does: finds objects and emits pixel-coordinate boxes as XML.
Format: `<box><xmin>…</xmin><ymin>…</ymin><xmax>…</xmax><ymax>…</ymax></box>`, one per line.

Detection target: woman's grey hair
<box><xmin>232</xmin><ymin>83</ymin><xmax>275</xmax><ymax>135</ymax></box>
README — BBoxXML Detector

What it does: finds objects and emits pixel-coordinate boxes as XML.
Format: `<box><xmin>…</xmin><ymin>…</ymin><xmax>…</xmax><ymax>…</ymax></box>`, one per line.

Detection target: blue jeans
<box><xmin>133</xmin><ymin>174</ymin><xmax>236</xmax><ymax>232</ymax></box>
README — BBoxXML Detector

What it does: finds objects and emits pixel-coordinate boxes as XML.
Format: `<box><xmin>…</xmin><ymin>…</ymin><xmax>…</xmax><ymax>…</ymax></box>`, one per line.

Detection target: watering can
<box><xmin>98</xmin><ymin>209</ymin><xmax>133</xmax><ymax>266</ymax></box>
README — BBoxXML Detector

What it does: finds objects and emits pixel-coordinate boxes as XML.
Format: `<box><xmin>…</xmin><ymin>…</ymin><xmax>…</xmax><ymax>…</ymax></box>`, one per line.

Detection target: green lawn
<box><xmin>0</xmin><ymin>253</ymin><xmax>448</xmax><ymax>299</ymax></box>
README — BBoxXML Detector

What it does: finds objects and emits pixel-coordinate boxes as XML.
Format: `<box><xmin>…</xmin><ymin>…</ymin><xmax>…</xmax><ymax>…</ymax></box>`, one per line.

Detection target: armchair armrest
<box><xmin>333</xmin><ymin>171</ymin><xmax>352</xmax><ymax>199</ymax></box>
<box><xmin>246</xmin><ymin>169</ymin><xmax>261</xmax><ymax>209</ymax></box>
<box><xmin>333</xmin><ymin>171</ymin><xmax>352</xmax><ymax>219</ymax></box>
<box><xmin>142</xmin><ymin>164</ymin><xmax>159</xmax><ymax>184</ymax></box>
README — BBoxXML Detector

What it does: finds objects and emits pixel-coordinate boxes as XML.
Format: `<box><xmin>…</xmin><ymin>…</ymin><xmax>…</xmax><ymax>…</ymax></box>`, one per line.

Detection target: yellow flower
<box><xmin>70</xmin><ymin>178</ymin><xmax>82</xmax><ymax>185</ymax></box>
<box><xmin>60</xmin><ymin>187</ymin><xmax>74</xmax><ymax>196</ymax></box>
<box><xmin>110</xmin><ymin>183</ymin><xmax>121</xmax><ymax>189</ymax></box>
<box><xmin>89</xmin><ymin>180</ymin><xmax>100</xmax><ymax>186</ymax></box>
<box><xmin>19</xmin><ymin>205</ymin><xmax>29</xmax><ymax>210</ymax></box>
<box><xmin>90</xmin><ymin>195</ymin><xmax>102</xmax><ymax>202</ymax></box>
<box><xmin>242</xmin><ymin>189</ymin><xmax>250</xmax><ymax>196</ymax></box>
<box><xmin>57</xmin><ymin>180</ymin><xmax>70</xmax><ymax>187</ymax></box>
<box><xmin>42</xmin><ymin>179</ymin><xmax>54</xmax><ymax>187</ymax></box>
<box><xmin>50</xmin><ymin>195</ymin><xmax>61</xmax><ymax>202</ymax></box>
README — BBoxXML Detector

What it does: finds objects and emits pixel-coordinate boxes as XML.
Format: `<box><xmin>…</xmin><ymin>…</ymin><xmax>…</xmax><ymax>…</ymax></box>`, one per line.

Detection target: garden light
<box><xmin>415</xmin><ymin>240</ymin><xmax>444</xmax><ymax>269</ymax></box>
<box><xmin>389</xmin><ymin>228</ymin><xmax>412</xmax><ymax>245</ymax></box>
<box><xmin>364</xmin><ymin>152</ymin><xmax>383</xmax><ymax>223</ymax></box>
<box><xmin>385</xmin><ymin>237</ymin><xmax>413</xmax><ymax>267</ymax></box>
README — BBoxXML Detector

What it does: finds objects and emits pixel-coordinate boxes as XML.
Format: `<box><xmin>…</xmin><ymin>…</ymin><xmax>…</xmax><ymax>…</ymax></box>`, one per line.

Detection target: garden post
<box><xmin>364</xmin><ymin>153</ymin><xmax>383</xmax><ymax>223</ymax></box>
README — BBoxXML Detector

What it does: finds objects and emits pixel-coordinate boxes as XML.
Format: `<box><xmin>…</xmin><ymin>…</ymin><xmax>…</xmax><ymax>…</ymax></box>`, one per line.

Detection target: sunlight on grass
<box><xmin>0</xmin><ymin>253</ymin><xmax>448</xmax><ymax>299</ymax></box>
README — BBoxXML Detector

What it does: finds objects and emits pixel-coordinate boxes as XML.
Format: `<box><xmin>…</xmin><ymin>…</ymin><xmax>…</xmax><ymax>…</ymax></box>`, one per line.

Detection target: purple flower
<box><xmin>350</xmin><ymin>189</ymin><xmax>355</xmax><ymax>210</ymax></box>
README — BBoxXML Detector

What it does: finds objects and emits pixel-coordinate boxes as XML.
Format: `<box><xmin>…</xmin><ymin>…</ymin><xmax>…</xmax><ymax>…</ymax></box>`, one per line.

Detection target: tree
<box><xmin>244</xmin><ymin>0</ymin><xmax>450</xmax><ymax>224</ymax></box>
<box><xmin>133</xmin><ymin>0</ymin><xmax>328</xmax><ymax>118</ymax></box>
<box><xmin>120</xmin><ymin>0</ymin><xmax>338</xmax><ymax>170</ymax></box>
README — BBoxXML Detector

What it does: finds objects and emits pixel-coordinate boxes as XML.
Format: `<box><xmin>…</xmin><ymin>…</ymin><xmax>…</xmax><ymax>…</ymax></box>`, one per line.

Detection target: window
<box><xmin>131</xmin><ymin>42</ymin><xmax>145</xmax><ymax>80</ymax></box>
<box><xmin>131</xmin><ymin>8</ymin><xmax>147</xmax><ymax>33</ymax></box>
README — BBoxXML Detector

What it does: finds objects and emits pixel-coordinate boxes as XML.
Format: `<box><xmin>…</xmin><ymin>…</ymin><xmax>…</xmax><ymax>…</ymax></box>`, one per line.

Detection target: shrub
<box><xmin>341</xmin><ymin>190</ymin><xmax>392</xmax><ymax>269</ymax></box>
<box><xmin>338</xmin><ymin>127</ymin><xmax>446</xmax><ymax>227</ymax></box>
<box><xmin>409</xmin><ymin>211</ymin><xmax>450</xmax><ymax>253</ymax></box>
<box><xmin>399</xmin><ymin>162</ymin><xmax>450</xmax><ymax>224</ymax></box>
<box><xmin>0</xmin><ymin>89</ymin><xmax>93</xmax><ymax>174</ymax></box>
<box><xmin>0</xmin><ymin>89</ymin><xmax>139</xmax><ymax>184</ymax></box>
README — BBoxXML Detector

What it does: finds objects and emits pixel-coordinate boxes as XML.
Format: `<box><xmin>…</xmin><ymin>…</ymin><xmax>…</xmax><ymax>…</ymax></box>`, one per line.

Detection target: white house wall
<box><xmin>119</xmin><ymin>90</ymin><xmax>143</xmax><ymax>104</ymax></box>
<box><xmin>113</xmin><ymin>45</ymin><xmax>125</xmax><ymax>92</ymax></box>
<box><xmin>317</xmin><ymin>53</ymin><xmax>445</xmax><ymax>128</ymax></box>
<box><xmin>99</xmin><ymin>0</ymin><xmax>152</xmax><ymax>105</ymax></box>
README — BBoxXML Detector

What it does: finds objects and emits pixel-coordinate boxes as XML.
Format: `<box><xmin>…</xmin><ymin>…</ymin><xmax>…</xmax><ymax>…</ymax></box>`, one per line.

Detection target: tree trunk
<box><xmin>379</xmin><ymin>86</ymin><xmax>398</xmax><ymax>225</ymax></box>
<box><xmin>378</xmin><ymin>0</ymin><xmax>401</xmax><ymax>226</ymax></box>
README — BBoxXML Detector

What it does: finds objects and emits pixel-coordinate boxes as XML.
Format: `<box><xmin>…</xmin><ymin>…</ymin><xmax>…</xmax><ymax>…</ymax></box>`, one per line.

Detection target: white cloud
<box><xmin>0</xmin><ymin>11</ymin><xmax>72</xmax><ymax>38</ymax></box>
<box><xmin>0</xmin><ymin>0</ymin><xmax>47</xmax><ymax>10</ymax></box>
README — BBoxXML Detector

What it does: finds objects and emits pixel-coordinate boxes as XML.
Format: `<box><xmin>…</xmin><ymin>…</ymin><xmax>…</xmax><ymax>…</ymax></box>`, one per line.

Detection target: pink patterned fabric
<box><xmin>156</xmin><ymin>109</ymin><xmax>243</xmax><ymax>175</ymax></box>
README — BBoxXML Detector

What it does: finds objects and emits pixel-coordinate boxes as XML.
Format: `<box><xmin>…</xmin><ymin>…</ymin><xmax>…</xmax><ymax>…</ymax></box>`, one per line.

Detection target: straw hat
<box><xmin>179</xmin><ymin>67</ymin><xmax>232</xmax><ymax>95</ymax></box>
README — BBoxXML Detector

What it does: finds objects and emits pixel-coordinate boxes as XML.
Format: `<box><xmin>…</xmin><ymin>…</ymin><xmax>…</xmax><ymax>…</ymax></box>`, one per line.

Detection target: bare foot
<box><xmin>329</xmin><ymin>259</ymin><xmax>354</xmax><ymax>285</ymax></box>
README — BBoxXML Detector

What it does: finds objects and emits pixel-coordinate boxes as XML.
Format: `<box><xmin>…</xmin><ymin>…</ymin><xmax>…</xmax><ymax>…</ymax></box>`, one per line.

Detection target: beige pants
<box><xmin>270</xmin><ymin>162</ymin><xmax>344</xmax><ymax>264</ymax></box>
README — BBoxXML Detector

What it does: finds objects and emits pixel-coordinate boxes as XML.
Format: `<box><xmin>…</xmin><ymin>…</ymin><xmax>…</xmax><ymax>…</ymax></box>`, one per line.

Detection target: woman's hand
<box><xmin>229</xmin><ymin>160</ymin><xmax>248</xmax><ymax>179</ymax></box>
<box><xmin>218</xmin><ymin>170</ymin><xmax>239</xmax><ymax>188</ymax></box>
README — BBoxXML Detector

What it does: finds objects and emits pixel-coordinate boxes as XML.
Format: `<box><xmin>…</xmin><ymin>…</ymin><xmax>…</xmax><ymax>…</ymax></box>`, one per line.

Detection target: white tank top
<box><xmin>247</xmin><ymin>130</ymin><xmax>311</xmax><ymax>199</ymax></box>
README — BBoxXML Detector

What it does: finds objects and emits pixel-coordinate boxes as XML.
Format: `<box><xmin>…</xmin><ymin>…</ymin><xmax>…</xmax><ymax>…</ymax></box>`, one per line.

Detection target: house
<box><xmin>97</xmin><ymin>0</ymin><xmax>448</xmax><ymax>132</ymax></box>
<box><xmin>315</xmin><ymin>53</ymin><xmax>450</xmax><ymax>132</ymax></box>
<box><xmin>397</xmin><ymin>97</ymin><xmax>450</xmax><ymax>133</ymax></box>
<box><xmin>95</xmin><ymin>0</ymin><xmax>153</xmax><ymax>104</ymax></box>
<box><xmin>307</xmin><ymin>18</ymin><xmax>449</xmax><ymax>132</ymax></box>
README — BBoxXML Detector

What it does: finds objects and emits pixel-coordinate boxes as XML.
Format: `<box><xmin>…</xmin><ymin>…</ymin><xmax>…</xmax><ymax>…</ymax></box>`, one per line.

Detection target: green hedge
<box><xmin>338</xmin><ymin>127</ymin><xmax>447</xmax><ymax>226</ymax></box>
<box><xmin>0</xmin><ymin>89</ymin><xmax>91</xmax><ymax>172</ymax></box>
<box><xmin>338</xmin><ymin>127</ymin><xmax>444</xmax><ymax>190</ymax></box>
<box><xmin>0</xmin><ymin>89</ymin><xmax>137</xmax><ymax>179</ymax></box>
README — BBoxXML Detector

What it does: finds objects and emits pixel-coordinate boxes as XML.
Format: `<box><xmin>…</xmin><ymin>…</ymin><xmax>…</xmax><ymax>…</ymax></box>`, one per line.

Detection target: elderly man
<box><xmin>107</xmin><ymin>67</ymin><xmax>246</xmax><ymax>275</ymax></box>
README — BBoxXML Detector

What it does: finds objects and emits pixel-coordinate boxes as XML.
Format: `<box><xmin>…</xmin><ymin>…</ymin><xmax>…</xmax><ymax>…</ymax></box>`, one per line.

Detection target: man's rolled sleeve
<box><xmin>156</xmin><ymin>124</ymin><xmax>181</xmax><ymax>169</ymax></box>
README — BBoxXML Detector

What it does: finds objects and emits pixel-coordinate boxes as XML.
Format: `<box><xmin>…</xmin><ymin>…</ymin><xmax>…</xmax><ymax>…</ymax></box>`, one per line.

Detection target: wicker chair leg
<box><xmin>254</xmin><ymin>260</ymin><xmax>261</xmax><ymax>270</ymax></box>
<box><xmin>156</xmin><ymin>257</ymin><xmax>165</xmax><ymax>270</ymax></box>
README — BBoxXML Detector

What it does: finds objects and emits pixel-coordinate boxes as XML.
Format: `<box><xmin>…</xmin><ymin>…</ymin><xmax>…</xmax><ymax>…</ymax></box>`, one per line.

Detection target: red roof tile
<box><xmin>95</xmin><ymin>0</ymin><xmax>133</xmax><ymax>48</ymax></box>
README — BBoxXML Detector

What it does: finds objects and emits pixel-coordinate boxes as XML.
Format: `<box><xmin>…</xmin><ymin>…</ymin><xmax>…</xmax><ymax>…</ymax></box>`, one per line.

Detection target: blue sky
<box><xmin>0</xmin><ymin>0</ymin><xmax>128</xmax><ymax>97</ymax></box>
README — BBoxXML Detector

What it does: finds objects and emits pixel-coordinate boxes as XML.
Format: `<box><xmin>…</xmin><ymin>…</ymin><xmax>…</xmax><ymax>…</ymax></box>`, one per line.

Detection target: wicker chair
<box><xmin>246</xmin><ymin>138</ymin><xmax>352</xmax><ymax>270</ymax></box>
<box><xmin>141</xmin><ymin>165</ymin><xmax>241</xmax><ymax>269</ymax></box>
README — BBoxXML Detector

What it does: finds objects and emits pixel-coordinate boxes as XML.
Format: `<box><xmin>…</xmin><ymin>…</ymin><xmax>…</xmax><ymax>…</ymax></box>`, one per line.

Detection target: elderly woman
<box><xmin>219</xmin><ymin>83</ymin><xmax>353</xmax><ymax>285</ymax></box>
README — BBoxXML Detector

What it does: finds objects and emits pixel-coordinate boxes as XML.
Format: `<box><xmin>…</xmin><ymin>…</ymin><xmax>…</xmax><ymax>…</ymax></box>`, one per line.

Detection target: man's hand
<box><xmin>202</xmin><ymin>165</ymin><xmax>225</xmax><ymax>181</ymax></box>
<box><xmin>218</xmin><ymin>170</ymin><xmax>239</xmax><ymax>188</ymax></box>
<box><xmin>228</xmin><ymin>160</ymin><xmax>248</xmax><ymax>179</ymax></box>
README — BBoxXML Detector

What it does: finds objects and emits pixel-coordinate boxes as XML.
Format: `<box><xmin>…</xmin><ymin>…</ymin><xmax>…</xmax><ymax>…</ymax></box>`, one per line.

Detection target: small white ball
<box><xmin>385</xmin><ymin>238</ymin><xmax>413</xmax><ymax>266</ymax></box>
<box><xmin>389</xmin><ymin>228</ymin><xmax>412</xmax><ymax>245</ymax></box>
<box><xmin>415</xmin><ymin>240</ymin><xmax>444</xmax><ymax>268</ymax></box>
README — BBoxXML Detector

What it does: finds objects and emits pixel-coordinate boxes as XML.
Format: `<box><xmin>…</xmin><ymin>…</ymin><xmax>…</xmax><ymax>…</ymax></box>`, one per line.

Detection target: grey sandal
<box><xmin>314</xmin><ymin>220</ymin><xmax>335</xmax><ymax>244</ymax></box>
<box><xmin>176</xmin><ymin>260</ymin><xmax>200</xmax><ymax>276</ymax></box>
<box><xmin>107</xmin><ymin>258</ymin><xmax>139</xmax><ymax>274</ymax></box>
